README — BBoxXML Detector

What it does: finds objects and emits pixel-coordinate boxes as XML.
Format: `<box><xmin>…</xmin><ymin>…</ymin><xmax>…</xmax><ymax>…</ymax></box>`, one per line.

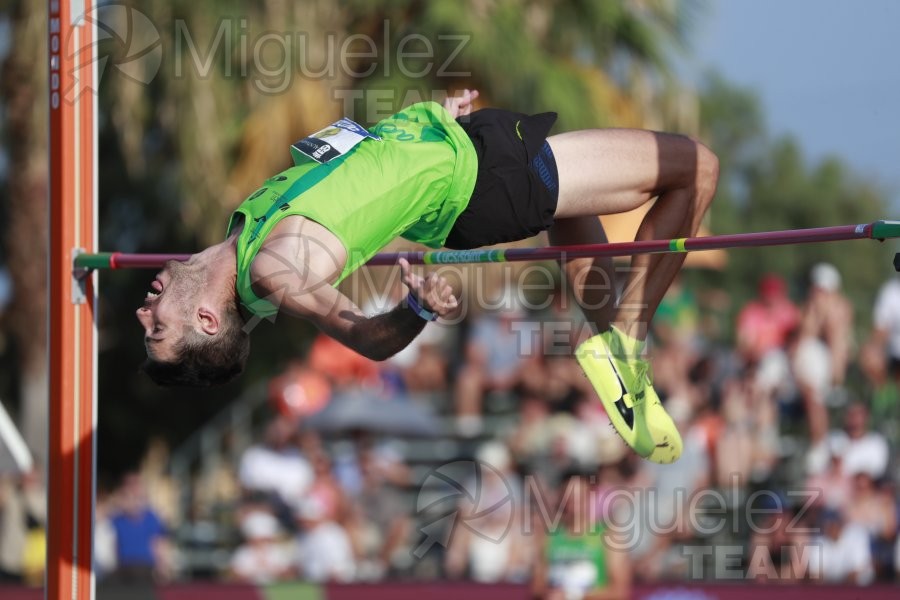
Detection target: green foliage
<box><xmin>344</xmin><ymin>0</ymin><xmax>700</xmax><ymax>129</ymax></box>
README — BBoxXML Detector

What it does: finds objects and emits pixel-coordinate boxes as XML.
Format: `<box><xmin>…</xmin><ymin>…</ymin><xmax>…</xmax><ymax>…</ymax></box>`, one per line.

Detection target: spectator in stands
<box><xmin>532</xmin><ymin>470</ymin><xmax>631</xmax><ymax>600</ymax></box>
<box><xmin>295</xmin><ymin>496</ymin><xmax>355</xmax><ymax>582</ymax></box>
<box><xmin>0</xmin><ymin>468</ymin><xmax>45</xmax><ymax>584</ymax></box>
<box><xmin>864</xmin><ymin>274</ymin><xmax>900</xmax><ymax>385</ymax></box>
<box><xmin>715</xmin><ymin>371</ymin><xmax>779</xmax><ymax>485</ymax></box>
<box><xmin>631</xmin><ymin>400</ymin><xmax>710</xmax><ymax>581</ymax></box>
<box><xmin>109</xmin><ymin>473</ymin><xmax>172</xmax><ymax>582</ymax></box>
<box><xmin>862</xmin><ymin>274</ymin><xmax>900</xmax><ymax>424</ymax></box>
<box><xmin>229</xmin><ymin>506</ymin><xmax>295</xmax><ymax>584</ymax></box>
<box><xmin>506</xmin><ymin>393</ymin><xmax>554</xmax><ymax>467</ymax></box>
<box><xmin>304</xmin><ymin>450</ymin><xmax>346</xmax><ymax>524</ymax></box>
<box><xmin>835</xmin><ymin>402</ymin><xmax>889</xmax><ymax>480</ymax></box>
<box><xmin>445</xmin><ymin>442</ymin><xmax>525</xmax><ymax>582</ymax></box>
<box><xmin>94</xmin><ymin>487</ymin><xmax>118</xmax><ymax>580</ymax></box>
<box><xmin>808</xmin><ymin>400</ymin><xmax>890</xmax><ymax>478</ymax></box>
<box><xmin>237</xmin><ymin>416</ymin><xmax>313</xmax><ymax>513</ymax></box>
<box><xmin>334</xmin><ymin>434</ymin><xmax>410</xmax><ymax>498</ymax></box>
<box><xmin>798</xmin><ymin>263</ymin><xmax>853</xmax><ymax>386</ymax></box>
<box><xmin>444</xmin><ymin>492</ymin><xmax>527</xmax><ymax>583</ymax></box>
<box><xmin>453</xmin><ymin>290</ymin><xmax>537</xmax><ymax>436</ymax></box>
<box><xmin>343</xmin><ymin>442</ymin><xmax>412</xmax><ymax>578</ymax></box>
<box><xmin>736</xmin><ymin>274</ymin><xmax>800</xmax><ymax>364</ymax></box>
<box><xmin>745</xmin><ymin>494</ymin><xmax>818</xmax><ymax>584</ymax></box>
<box><xmin>809</xmin><ymin>509</ymin><xmax>874</xmax><ymax>585</ymax></box>
<box><xmin>844</xmin><ymin>467</ymin><xmax>897</xmax><ymax>579</ymax></box>
<box><xmin>792</xmin><ymin>263</ymin><xmax>853</xmax><ymax>447</ymax></box>
<box><xmin>804</xmin><ymin>438</ymin><xmax>851</xmax><ymax>512</ymax></box>
<box><xmin>382</xmin><ymin>322</ymin><xmax>451</xmax><ymax>393</ymax></box>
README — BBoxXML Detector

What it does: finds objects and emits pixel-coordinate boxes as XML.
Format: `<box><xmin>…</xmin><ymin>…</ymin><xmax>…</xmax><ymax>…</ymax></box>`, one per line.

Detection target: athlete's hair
<box><xmin>141</xmin><ymin>294</ymin><xmax>250</xmax><ymax>387</ymax></box>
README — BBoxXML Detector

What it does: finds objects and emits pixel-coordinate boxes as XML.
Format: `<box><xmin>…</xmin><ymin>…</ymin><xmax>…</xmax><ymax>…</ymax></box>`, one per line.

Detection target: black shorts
<box><xmin>445</xmin><ymin>108</ymin><xmax>560</xmax><ymax>249</ymax></box>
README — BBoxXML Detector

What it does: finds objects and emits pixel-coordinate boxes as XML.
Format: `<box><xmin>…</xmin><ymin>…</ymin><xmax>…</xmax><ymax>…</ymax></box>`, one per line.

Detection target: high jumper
<box><xmin>125</xmin><ymin>89</ymin><xmax>722</xmax><ymax>463</ymax></box>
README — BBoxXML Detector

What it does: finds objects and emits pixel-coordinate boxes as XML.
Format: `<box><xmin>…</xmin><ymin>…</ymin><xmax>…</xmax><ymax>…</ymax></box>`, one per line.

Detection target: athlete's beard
<box><xmin>166</xmin><ymin>260</ymin><xmax>209</xmax><ymax>318</ymax></box>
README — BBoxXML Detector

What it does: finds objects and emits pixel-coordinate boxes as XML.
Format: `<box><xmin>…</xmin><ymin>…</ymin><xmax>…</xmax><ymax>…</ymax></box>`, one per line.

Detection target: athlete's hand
<box><xmin>443</xmin><ymin>89</ymin><xmax>480</xmax><ymax>119</ymax></box>
<box><xmin>399</xmin><ymin>258</ymin><xmax>459</xmax><ymax>317</ymax></box>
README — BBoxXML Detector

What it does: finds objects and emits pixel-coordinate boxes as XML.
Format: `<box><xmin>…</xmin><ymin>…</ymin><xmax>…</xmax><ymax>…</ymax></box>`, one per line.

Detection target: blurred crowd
<box><xmin>2</xmin><ymin>263</ymin><xmax>900</xmax><ymax>595</ymax></box>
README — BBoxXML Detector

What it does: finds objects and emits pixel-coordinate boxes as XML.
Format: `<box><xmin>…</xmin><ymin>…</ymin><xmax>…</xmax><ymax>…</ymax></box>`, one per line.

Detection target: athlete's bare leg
<box><xmin>547</xmin><ymin>217</ymin><xmax>617</xmax><ymax>334</ymax></box>
<box><xmin>547</xmin><ymin>129</ymin><xmax>719</xmax><ymax>339</ymax></box>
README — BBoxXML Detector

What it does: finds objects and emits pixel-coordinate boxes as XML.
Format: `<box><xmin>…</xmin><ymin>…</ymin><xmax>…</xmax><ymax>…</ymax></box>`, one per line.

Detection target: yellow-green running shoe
<box><xmin>575</xmin><ymin>329</ymin><xmax>682</xmax><ymax>464</ymax></box>
<box><xmin>630</xmin><ymin>359</ymin><xmax>683</xmax><ymax>464</ymax></box>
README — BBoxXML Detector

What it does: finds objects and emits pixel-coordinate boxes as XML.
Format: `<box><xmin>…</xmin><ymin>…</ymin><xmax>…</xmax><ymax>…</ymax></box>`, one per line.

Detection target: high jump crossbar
<box><xmin>74</xmin><ymin>220</ymin><xmax>900</xmax><ymax>274</ymax></box>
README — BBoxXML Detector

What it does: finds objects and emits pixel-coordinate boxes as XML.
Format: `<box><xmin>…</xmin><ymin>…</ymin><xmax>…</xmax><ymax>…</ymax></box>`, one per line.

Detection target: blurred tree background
<box><xmin>0</xmin><ymin>0</ymin><xmax>893</xmax><ymax>477</ymax></box>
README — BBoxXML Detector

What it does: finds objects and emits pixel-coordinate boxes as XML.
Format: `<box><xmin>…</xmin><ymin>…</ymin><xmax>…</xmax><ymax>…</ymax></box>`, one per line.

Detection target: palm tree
<box><xmin>343</xmin><ymin>0</ymin><xmax>704</xmax><ymax>130</ymax></box>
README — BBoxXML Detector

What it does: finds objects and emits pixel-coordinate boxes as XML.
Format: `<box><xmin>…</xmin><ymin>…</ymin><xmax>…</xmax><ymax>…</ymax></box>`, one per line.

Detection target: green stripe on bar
<box><xmin>668</xmin><ymin>238</ymin><xmax>687</xmax><ymax>252</ymax></box>
<box><xmin>73</xmin><ymin>252</ymin><xmax>113</xmax><ymax>269</ymax></box>
<box><xmin>872</xmin><ymin>220</ymin><xmax>900</xmax><ymax>240</ymax></box>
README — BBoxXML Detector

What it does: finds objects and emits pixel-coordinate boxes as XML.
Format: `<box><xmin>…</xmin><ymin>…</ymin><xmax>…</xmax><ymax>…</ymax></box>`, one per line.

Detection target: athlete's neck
<box><xmin>188</xmin><ymin>234</ymin><xmax>239</xmax><ymax>295</ymax></box>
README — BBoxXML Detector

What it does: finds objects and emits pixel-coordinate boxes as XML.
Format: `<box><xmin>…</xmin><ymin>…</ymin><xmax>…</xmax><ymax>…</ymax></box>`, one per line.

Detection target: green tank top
<box><xmin>226</xmin><ymin>102</ymin><xmax>478</xmax><ymax>317</ymax></box>
<box><xmin>546</xmin><ymin>524</ymin><xmax>609</xmax><ymax>590</ymax></box>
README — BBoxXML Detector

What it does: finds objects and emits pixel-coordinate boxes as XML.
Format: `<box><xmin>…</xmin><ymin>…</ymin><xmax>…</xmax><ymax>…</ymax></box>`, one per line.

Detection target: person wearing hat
<box><xmin>230</xmin><ymin>508</ymin><xmax>295</xmax><ymax>584</ymax></box>
<box><xmin>798</xmin><ymin>263</ymin><xmax>853</xmax><ymax>387</ymax></box>
<box><xmin>736</xmin><ymin>274</ymin><xmax>800</xmax><ymax>364</ymax></box>
<box><xmin>794</xmin><ymin>262</ymin><xmax>853</xmax><ymax>449</ymax></box>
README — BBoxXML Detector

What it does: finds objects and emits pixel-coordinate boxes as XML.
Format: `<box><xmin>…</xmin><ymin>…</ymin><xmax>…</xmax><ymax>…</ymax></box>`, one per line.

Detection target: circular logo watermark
<box><xmin>413</xmin><ymin>460</ymin><xmax>514</xmax><ymax>558</ymax></box>
<box><xmin>65</xmin><ymin>3</ymin><xmax>162</xmax><ymax>102</ymax></box>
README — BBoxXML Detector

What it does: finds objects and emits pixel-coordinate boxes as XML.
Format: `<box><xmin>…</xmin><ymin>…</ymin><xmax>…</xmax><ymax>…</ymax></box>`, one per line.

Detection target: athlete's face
<box><xmin>135</xmin><ymin>259</ymin><xmax>202</xmax><ymax>361</ymax></box>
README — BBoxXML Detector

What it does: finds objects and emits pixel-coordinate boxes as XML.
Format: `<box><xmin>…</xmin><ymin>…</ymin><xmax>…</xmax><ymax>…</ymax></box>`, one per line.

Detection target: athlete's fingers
<box><xmin>399</xmin><ymin>258</ymin><xmax>423</xmax><ymax>292</ymax></box>
<box><xmin>399</xmin><ymin>258</ymin><xmax>412</xmax><ymax>286</ymax></box>
<box><xmin>439</xmin><ymin>284</ymin><xmax>453</xmax><ymax>303</ymax></box>
<box><xmin>442</xmin><ymin>99</ymin><xmax>454</xmax><ymax>117</ymax></box>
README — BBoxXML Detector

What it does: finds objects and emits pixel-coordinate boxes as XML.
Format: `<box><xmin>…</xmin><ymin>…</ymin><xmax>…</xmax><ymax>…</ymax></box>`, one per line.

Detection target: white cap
<box><xmin>297</xmin><ymin>496</ymin><xmax>326</xmax><ymax>521</ymax></box>
<box><xmin>476</xmin><ymin>441</ymin><xmax>512</xmax><ymax>471</ymax></box>
<box><xmin>241</xmin><ymin>510</ymin><xmax>281</xmax><ymax>540</ymax></box>
<box><xmin>811</xmin><ymin>263</ymin><xmax>841</xmax><ymax>292</ymax></box>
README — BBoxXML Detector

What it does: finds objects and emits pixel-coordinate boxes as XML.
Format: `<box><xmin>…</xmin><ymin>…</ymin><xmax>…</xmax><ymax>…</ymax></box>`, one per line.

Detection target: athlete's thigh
<box><xmin>547</xmin><ymin>128</ymin><xmax>699</xmax><ymax>219</ymax></box>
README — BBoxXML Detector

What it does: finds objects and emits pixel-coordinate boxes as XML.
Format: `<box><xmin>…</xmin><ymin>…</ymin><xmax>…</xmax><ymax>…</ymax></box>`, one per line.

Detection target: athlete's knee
<box><xmin>690</xmin><ymin>137</ymin><xmax>719</xmax><ymax>207</ymax></box>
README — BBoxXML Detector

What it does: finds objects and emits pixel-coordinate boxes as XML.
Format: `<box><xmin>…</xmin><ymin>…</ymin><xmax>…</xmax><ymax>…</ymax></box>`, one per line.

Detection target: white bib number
<box><xmin>291</xmin><ymin>118</ymin><xmax>380</xmax><ymax>164</ymax></box>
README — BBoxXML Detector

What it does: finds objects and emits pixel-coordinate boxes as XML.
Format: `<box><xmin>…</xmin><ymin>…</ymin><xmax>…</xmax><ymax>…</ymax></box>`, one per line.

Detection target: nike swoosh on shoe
<box><xmin>607</xmin><ymin>355</ymin><xmax>634</xmax><ymax>430</ymax></box>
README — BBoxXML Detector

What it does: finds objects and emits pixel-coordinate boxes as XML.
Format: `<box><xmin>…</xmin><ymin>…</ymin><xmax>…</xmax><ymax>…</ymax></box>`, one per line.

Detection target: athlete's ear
<box><xmin>197</xmin><ymin>306</ymin><xmax>220</xmax><ymax>336</ymax></box>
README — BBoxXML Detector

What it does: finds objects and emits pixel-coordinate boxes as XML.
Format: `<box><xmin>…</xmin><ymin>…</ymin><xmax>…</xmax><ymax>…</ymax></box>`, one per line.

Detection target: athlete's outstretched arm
<box><xmin>250</xmin><ymin>257</ymin><xmax>457</xmax><ymax>361</ymax></box>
